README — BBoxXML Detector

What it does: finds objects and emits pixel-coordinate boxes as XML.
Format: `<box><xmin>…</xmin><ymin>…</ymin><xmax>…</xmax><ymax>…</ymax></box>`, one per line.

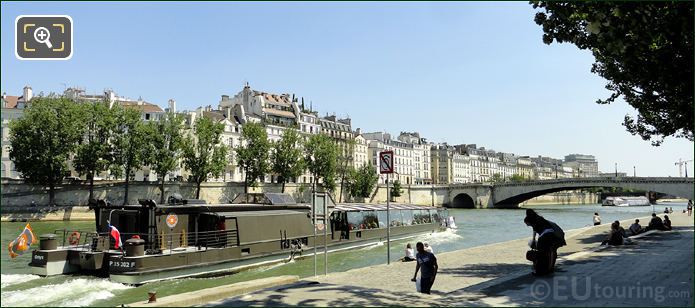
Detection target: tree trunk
<box><xmin>49</xmin><ymin>183</ymin><xmax>55</xmax><ymax>206</ymax></box>
<box><xmin>89</xmin><ymin>171</ymin><xmax>95</xmax><ymax>202</ymax></box>
<box><xmin>282</xmin><ymin>180</ymin><xmax>286</xmax><ymax>193</ymax></box>
<box><xmin>243</xmin><ymin>166</ymin><xmax>249</xmax><ymax>194</ymax></box>
<box><xmin>159</xmin><ymin>177</ymin><xmax>165</xmax><ymax>205</ymax></box>
<box><xmin>196</xmin><ymin>180</ymin><xmax>201</xmax><ymax>199</ymax></box>
<box><xmin>124</xmin><ymin>168</ymin><xmax>130</xmax><ymax>206</ymax></box>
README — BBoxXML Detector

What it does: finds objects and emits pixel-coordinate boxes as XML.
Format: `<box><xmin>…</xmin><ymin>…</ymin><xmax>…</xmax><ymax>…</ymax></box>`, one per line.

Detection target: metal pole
<box><xmin>386</xmin><ymin>173</ymin><xmax>391</xmax><ymax>265</ymax></box>
<box><xmin>312</xmin><ymin>182</ymin><xmax>316</xmax><ymax>277</ymax></box>
<box><xmin>324</xmin><ymin>193</ymin><xmax>328</xmax><ymax>276</ymax></box>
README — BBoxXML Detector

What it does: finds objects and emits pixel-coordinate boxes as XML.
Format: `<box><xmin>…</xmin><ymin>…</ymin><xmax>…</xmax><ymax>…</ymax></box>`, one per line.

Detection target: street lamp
<box><xmin>614</xmin><ymin>163</ymin><xmax>618</xmax><ymax>177</ymax></box>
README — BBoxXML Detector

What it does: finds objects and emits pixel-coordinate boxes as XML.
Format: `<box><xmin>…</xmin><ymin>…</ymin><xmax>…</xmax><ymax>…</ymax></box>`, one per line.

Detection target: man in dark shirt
<box><xmin>411</xmin><ymin>241</ymin><xmax>438</xmax><ymax>294</ymax></box>
<box><xmin>646</xmin><ymin>213</ymin><xmax>665</xmax><ymax>231</ymax></box>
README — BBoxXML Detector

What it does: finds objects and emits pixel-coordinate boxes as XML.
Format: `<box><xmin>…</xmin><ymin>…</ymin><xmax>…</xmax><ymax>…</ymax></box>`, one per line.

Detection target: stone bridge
<box><xmin>446</xmin><ymin>177</ymin><xmax>694</xmax><ymax>209</ymax></box>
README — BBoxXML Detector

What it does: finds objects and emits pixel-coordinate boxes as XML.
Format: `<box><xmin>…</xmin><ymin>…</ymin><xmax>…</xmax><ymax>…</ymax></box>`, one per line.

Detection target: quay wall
<box><xmin>2</xmin><ymin>180</ymin><xmax>595</xmax><ymax>208</ymax></box>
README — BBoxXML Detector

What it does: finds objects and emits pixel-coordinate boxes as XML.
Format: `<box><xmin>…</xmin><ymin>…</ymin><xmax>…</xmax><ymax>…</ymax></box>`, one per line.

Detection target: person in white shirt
<box><xmin>424</xmin><ymin>242</ymin><xmax>434</xmax><ymax>254</ymax></box>
<box><xmin>593</xmin><ymin>213</ymin><xmax>601</xmax><ymax>226</ymax></box>
<box><xmin>403</xmin><ymin>243</ymin><xmax>416</xmax><ymax>262</ymax></box>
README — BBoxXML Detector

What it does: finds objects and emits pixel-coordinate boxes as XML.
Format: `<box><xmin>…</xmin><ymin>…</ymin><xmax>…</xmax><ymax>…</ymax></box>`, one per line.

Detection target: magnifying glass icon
<box><xmin>33</xmin><ymin>27</ymin><xmax>53</xmax><ymax>49</ymax></box>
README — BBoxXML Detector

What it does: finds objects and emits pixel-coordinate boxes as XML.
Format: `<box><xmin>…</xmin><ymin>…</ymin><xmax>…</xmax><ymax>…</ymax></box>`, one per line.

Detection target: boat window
<box><xmin>401</xmin><ymin>210</ymin><xmax>413</xmax><ymax>226</ymax></box>
<box><xmin>363</xmin><ymin>211</ymin><xmax>378</xmax><ymax>229</ymax></box>
<box><xmin>389</xmin><ymin>210</ymin><xmax>402</xmax><ymax>227</ymax></box>
<box><xmin>376</xmin><ymin>210</ymin><xmax>388</xmax><ymax>228</ymax></box>
<box><xmin>432</xmin><ymin>210</ymin><xmax>441</xmax><ymax>223</ymax></box>
<box><xmin>423</xmin><ymin>210</ymin><xmax>432</xmax><ymax>224</ymax></box>
<box><xmin>347</xmin><ymin>211</ymin><xmax>364</xmax><ymax>230</ymax></box>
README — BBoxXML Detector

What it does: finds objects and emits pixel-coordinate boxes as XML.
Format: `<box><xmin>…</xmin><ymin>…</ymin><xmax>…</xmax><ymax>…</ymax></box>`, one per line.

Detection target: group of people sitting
<box><xmin>602</xmin><ymin>213</ymin><xmax>672</xmax><ymax>246</ymax></box>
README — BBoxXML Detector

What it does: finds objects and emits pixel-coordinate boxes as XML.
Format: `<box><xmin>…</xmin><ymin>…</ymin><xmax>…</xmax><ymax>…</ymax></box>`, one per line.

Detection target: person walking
<box><xmin>411</xmin><ymin>242</ymin><xmax>438</xmax><ymax>294</ymax></box>
<box><xmin>593</xmin><ymin>212</ymin><xmax>602</xmax><ymax>226</ymax></box>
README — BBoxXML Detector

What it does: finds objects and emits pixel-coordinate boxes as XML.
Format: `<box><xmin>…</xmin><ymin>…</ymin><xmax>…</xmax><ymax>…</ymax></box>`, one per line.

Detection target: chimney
<box><xmin>23</xmin><ymin>86</ymin><xmax>33</xmax><ymax>102</ymax></box>
<box><xmin>137</xmin><ymin>96</ymin><xmax>144</xmax><ymax>105</ymax></box>
<box><xmin>205</xmin><ymin>105</ymin><xmax>212</xmax><ymax>112</ymax></box>
<box><xmin>167</xmin><ymin>99</ymin><xmax>176</xmax><ymax>113</ymax></box>
<box><xmin>221</xmin><ymin>95</ymin><xmax>229</xmax><ymax>102</ymax></box>
<box><xmin>355</xmin><ymin>128</ymin><xmax>362</xmax><ymax>135</ymax></box>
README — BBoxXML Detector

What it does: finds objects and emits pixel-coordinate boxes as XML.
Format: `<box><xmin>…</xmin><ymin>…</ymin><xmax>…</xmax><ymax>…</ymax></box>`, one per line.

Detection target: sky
<box><xmin>1</xmin><ymin>1</ymin><xmax>693</xmax><ymax>177</ymax></box>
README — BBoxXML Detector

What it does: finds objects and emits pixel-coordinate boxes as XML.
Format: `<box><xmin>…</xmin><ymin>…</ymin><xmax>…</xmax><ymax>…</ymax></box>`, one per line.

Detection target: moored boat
<box><xmin>28</xmin><ymin>193</ymin><xmax>450</xmax><ymax>284</ymax></box>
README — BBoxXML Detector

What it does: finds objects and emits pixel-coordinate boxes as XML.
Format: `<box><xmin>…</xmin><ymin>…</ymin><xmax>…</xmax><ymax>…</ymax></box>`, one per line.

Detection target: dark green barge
<box><xmin>28</xmin><ymin>193</ymin><xmax>450</xmax><ymax>284</ymax></box>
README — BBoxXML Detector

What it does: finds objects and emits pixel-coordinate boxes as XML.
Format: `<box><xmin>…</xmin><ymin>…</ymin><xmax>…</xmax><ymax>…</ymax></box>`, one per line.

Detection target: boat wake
<box><xmin>359</xmin><ymin>241</ymin><xmax>384</xmax><ymax>251</ymax></box>
<box><xmin>419</xmin><ymin>228</ymin><xmax>462</xmax><ymax>246</ymax></box>
<box><xmin>0</xmin><ymin>274</ymin><xmax>40</xmax><ymax>288</ymax></box>
<box><xmin>0</xmin><ymin>277</ymin><xmax>131</xmax><ymax>307</ymax></box>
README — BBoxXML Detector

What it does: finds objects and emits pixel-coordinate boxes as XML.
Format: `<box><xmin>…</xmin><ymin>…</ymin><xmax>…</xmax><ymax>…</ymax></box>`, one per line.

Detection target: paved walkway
<box><xmin>207</xmin><ymin>213</ymin><xmax>694</xmax><ymax>307</ymax></box>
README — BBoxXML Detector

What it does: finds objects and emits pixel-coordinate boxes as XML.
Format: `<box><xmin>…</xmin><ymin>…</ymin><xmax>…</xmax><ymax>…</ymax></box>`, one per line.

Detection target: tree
<box><xmin>182</xmin><ymin>116</ymin><xmax>228</xmax><ymax>199</ymax></box>
<box><xmin>73</xmin><ymin>100</ymin><xmax>118</xmax><ymax>202</ymax></box>
<box><xmin>509</xmin><ymin>174</ymin><xmax>526</xmax><ymax>183</ymax></box>
<box><xmin>347</xmin><ymin>163</ymin><xmax>379</xmax><ymax>199</ymax></box>
<box><xmin>9</xmin><ymin>96</ymin><xmax>86</xmax><ymax>205</ymax></box>
<box><xmin>304</xmin><ymin>134</ymin><xmax>338</xmax><ymax>192</ymax></box>
<box><xmin>530</xmin><ymin>2</ymin><xmax>693</xmax><ymax>145</ymax></box>
<box><xmin>110</xmin><ymin>106</ymin><xmax>150</xmax><ymax>205</ymax></box>
<box><xmin>337</xmin><ymin>139</ymin><xmax>356</xmax><ymax>202</ymax></box>
<box><xmin>490</xmin><ymin>173</ymin><xmax>504</xmax><ymax>184</ymax></box>
<box><xmin>143</xmin><ymin>111</ymin><xmax>185</xmax><ymax>204</ymax></box>
<box><xmin>390</xmin><ymin>180</ymin><xmax>403</xmax><ymax>199</ymax></box>
<box><xmin>271</xmin><ymin>128</ymin><xmax>304</xmax><ymax>193</ymax></box>
<box><xmin>235</xmin><ymin>122</ymin><xmax>270</xmax><ymax>194</ymax></box>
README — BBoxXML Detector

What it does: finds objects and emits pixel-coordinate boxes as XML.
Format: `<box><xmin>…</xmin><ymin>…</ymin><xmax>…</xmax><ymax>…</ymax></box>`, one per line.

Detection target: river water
<box><xmin>1</xmin><ymin>202</ymin><xmax>687</xmax><ymax>306</ymax></box>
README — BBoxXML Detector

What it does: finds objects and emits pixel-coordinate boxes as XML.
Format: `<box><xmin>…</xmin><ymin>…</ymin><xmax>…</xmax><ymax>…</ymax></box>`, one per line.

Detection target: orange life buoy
<box><xmin>68</xmin><ymin>231</ymin><xmax>81</xmax><ymax>245</ymax></box>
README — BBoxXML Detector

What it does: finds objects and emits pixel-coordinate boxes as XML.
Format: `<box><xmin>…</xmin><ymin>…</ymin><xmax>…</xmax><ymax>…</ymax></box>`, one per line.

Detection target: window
<box><xmin>347</xmin><ymin>212</ymin><xmax>365</xmax><ymax>230</ymax></box>
<box><xmin>401</xmin><ymin>210</ymin><xmax>413</xmax><ymax>226</ymax></box>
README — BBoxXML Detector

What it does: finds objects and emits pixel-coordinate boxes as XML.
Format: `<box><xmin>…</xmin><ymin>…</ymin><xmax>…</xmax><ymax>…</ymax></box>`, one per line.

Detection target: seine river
<box><xmin>1</xmin><ymin>202</ymin><xmax>687</xmax><ymax>307</ymax></box>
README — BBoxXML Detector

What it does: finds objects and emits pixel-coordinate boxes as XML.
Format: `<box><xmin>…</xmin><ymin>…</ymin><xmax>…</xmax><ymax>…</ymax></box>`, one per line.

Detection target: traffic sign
<box><xmin>379</xmin><ymin>150</ymin><xmax>394</xmax><ymax>174</ymax></box>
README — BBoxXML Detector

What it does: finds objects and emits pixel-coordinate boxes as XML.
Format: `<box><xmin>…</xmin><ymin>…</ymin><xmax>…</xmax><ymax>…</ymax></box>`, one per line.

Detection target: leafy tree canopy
<box><xmin>235</xmin><ymin>122</ymin><xmax>270</xmax><ymax>192</ymax></box>
<box><xmin>531</xmin><ymin>1</ymin><xmax>693</xmax><ymax>145</ymax></box>
<box><xmin>271</xmin><ymin>128</ymin><xmax>304</xmax><ymax>192</ymax></box>
<box><xmin>9</xmin><ymin>96</ymin><xmax>86</xmax><ymax>204</ymax></box>
<box><xmin>182</xmin><ymin>116</ymin><xmax>228</xmax><ymax>198</ymax></box>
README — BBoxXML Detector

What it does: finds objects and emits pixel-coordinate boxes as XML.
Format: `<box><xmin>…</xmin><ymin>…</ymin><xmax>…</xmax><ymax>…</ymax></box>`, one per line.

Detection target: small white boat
<box><xmin>602</xmin><ymin>196</ymin><xmax>651</xmax><ymax>207</ymax></box>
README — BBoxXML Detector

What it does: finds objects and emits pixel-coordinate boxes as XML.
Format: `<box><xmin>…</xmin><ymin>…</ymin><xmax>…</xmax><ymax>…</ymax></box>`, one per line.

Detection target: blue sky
<box><xmin>2</xmin><ymin>1</ymin><xmax>693</xmax><ymax>177</ymax></box>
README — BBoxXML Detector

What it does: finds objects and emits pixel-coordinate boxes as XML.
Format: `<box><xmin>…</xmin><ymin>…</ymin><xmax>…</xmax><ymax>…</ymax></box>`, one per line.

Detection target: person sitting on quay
<box><xmin>403</xmin><ymin>243</ymin><xmax>416</xmax><ymax>262</ymax></box>
<box><xmin>629</xmin><ymin>219</ymin><xmax>643</xmax><ymax>236</ymax></box>
<box><xmin>663</xmin><ymin>215</ymin><xmax>672</xmax><ymax>231</ymax></box>
<box><xmin>664</xmin><ymin>207</ymin><xmax>669</xmax><ymax>214</ymax></box>
<box><xmin>424</xmin><ymin>242</ymin><xmax>434</xmax><ymax>254</ymax></box>
<box><xmin>646</xmin><ymin>213</ymin><xmax>666</xmax><ymax>231</ymax></box>
<box><xmin>602</xmin><ymin>221</ymin><xmax>627</xmax><ymax>246</ymax></box>
<box><xmin>669</xmin><ymin>207</ymin><xmax>674</xmax><ymax>214</ymax></box>
<box><xmin>524</xmin><ymin>209</ymin><xmax>566</xmax><ymax>276</ymax></box>
<box><xmin>593</xmin><ymin>212</ymin><xmax>602</xmax><ymax>226</ymax></box>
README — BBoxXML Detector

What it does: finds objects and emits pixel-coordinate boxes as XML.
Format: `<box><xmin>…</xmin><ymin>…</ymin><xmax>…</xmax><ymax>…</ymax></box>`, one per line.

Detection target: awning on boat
<box><xmin>214</xmin><ymin>210</ymin><xmax>308</xmax><ymax>218</ymax></box>
<box><xmin>333</xmin><ymin>203</ymin><xmax>441</xmax><ymax>212</ymax></box>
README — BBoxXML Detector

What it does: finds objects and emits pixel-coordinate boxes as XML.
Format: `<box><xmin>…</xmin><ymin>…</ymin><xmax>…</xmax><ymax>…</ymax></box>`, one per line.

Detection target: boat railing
<box><xmin>50</xmin><ymin>228</ymin><xmax>240</xmax><ymax>253</ymax></box>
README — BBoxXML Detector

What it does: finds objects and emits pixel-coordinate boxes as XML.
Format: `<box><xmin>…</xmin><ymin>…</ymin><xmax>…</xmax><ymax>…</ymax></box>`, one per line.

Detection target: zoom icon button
<box><xmin>16</xmin><ymin>15</ymin><xmax>73</xmax><ymax>60</ymax></box>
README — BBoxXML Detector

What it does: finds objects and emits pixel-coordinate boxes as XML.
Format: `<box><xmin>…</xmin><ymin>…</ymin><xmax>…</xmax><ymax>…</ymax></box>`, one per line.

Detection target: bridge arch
<box><xmin>452</xmin><ymin>193</ymin><xmax>475</xmax><ymax>208</ymax></box>
<box><xmin>492</xmin><ymin>178</ymin><xmax>694</xmax><ymax>208</ymax></box>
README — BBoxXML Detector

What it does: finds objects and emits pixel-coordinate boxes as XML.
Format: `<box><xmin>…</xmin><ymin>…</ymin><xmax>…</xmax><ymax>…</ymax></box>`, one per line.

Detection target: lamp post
<box><xmin>614</xmin><ymin>163</ymin><xmax>618</xmax><ymax>177</ymax></box>
<box><xmin>633</xmin><ymin>166</ymin><xmax>636</xmax><ymax>177</ymax></box>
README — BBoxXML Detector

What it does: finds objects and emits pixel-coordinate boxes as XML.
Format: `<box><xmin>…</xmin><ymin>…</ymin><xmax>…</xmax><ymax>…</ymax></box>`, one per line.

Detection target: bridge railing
<box><xmin>490</xmin><ymin>177</ymin><xmax>694</xmax><ymax>187</ymax></box>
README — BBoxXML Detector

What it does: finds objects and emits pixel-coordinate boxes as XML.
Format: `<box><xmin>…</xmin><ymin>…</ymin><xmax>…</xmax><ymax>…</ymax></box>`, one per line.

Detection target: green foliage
<box><xmin>235</xmin><ymin>122</ymin><xmax>270</xmax><ymax>192</ymax></box>
<box><xmin>390</xmin><ymin>180</ymin><xmax>403</xmax><ymax>198</ymax></box>
<box><xmin>8</xmin><ymin>96</ymin><xmax>86</xmax><ymax>205</ymax></box>
<box><xmin>110</xmin><ymin>105</ymin><xmax>150</xmax><ymax>204</ymax></box>
<box><xmin>143</xmin><ymin>111</ymin><xmax>185</xmax><ymax>203</ymax></box>
<box><xmin>509</xmin><ymin>174</ymin><xmax>527</xmax><ymax>183</ymax></box>
<box><xmin>182</xmin><ymin>116</ymin><xmax>228</xmax><ymax>198</ymax></box>
<box><xmin>530</xmin><ymin>1</ymin><xmax>693</xmax><ymax>145</ymax></box>
<box><xmin>304</xmin><ymin>134</ymin><xmax>339</xmax><ymax>191</ymax></box>
<box><xmin>271</xmin><ymin>128</ymin><xmax>304</xmax><ymax>192</ymax></box>
<box><xmin>73</xmin><ymin>100</ymin><xmax>118</xmax><ymax>199</ymax></box>
<box><xmin>490</xmin><ymin>173</ymin><xmax>504</xmax><ymax>184</ymax></box>
<box><xmin>348</xmin><ymin>163</ymin><xmax>379</xmax><ymax>198</ymax></box>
